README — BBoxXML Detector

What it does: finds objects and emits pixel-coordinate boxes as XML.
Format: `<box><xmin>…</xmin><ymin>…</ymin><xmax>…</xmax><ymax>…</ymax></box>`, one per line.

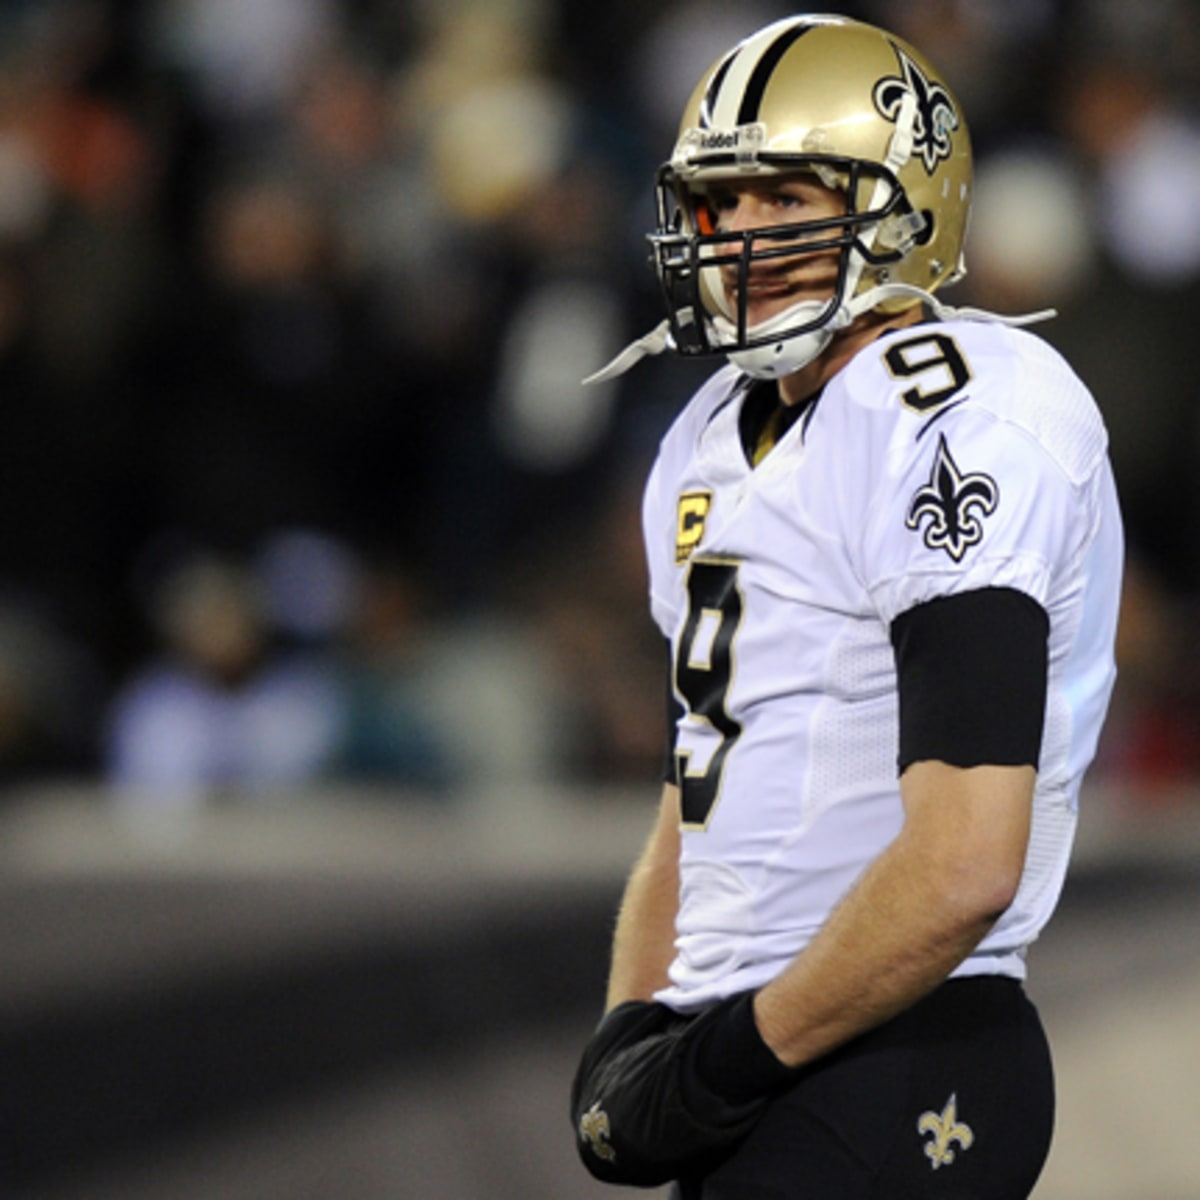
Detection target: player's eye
<box><xmin>700</xmin><ymin>189</ymin><xmax>751</xmax><ymax>236</ymax></box>
<box><xmin>769</xmin><ymin>188</ymin><xmax>817</xmax><ymax>215</ymax></box>
<box><xmin>706</xmin><ymin>189</ymin><xmax>738</xmax><ymax>217</ymax></box>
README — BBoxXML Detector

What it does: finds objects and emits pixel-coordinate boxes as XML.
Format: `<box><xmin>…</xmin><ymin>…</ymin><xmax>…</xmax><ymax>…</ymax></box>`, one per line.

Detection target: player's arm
<box><xmin>751</xmin><ymin>585</ymin><xmax>1048</xmax><ymax>1070</ymax></box>
<box><xmin>752</xmin><ymin>759</ymin><xmax>1032</xmax><ymax>1067</ymax></box>
<box><xmin>576</xmin><ymin>779</ymin><xmax>779</xmax><ymax>1187</ymax></box>
<box><xmin>605</xmin><ymin>781</ymin><xmax>682</xmax><ymax>1009</ymax></box>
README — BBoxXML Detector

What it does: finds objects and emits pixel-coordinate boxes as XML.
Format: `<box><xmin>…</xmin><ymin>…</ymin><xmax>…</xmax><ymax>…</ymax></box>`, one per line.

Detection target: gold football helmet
<box><xmin>647</xmin><ymin>14</ymin><xmax>973</xmax><ymax>380</ymax></box>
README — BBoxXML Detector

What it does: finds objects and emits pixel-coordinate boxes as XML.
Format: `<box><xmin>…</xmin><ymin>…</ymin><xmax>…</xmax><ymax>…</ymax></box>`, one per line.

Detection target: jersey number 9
<box><xmin>674</xmin><ymin>559</ymin><xmax>744</xmax><ymax>828</ymax></box>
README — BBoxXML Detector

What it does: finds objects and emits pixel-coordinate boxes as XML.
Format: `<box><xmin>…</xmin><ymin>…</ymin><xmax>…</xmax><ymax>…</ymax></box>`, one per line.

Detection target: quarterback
<box><xmin>571</xmin><ymin>13</ymin><xmax>1123</xmax><ymax>1200</ymax></box>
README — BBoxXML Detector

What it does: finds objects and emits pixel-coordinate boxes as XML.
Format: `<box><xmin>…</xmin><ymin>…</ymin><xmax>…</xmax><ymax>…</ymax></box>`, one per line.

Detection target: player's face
<box><xmin>700</xmin><ymin>175</ymin><xmax>846</xmax><ymax>328</ymax></box>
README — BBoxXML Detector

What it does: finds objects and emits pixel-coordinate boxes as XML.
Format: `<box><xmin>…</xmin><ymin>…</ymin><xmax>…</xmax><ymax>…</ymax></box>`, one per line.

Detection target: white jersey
<box><xmin>644</xmin><ymin>319</ymin><xmax>1123</xmax><ymax>1012</ymax></box>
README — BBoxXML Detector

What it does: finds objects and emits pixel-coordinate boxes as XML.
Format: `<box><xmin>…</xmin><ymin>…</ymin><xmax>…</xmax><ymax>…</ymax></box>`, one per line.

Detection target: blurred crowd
<box><xmin>0</xmin><ymin>0</ymin><xmax>1197</xmax><ymax>806</ymax></box>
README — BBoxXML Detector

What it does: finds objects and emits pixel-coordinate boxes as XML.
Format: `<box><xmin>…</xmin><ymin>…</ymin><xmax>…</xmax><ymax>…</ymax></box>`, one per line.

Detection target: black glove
<box><xmin>570</xmin><ymin>992</ymin><xmax>796</xmax><ymax>1187</ymax></box>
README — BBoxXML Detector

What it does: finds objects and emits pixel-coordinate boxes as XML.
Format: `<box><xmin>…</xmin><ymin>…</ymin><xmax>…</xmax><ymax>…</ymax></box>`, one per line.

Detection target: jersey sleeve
<box><xmin>858</xmin><ymin>405</ymin><xmax>1082</xmax><ymax>627</ymax></box>
<box><xmin>641</xmin><ymin>366</ymin><xmax>743</xmax><ymax>639</ymax></box>
<box><xmin>643</xmin><ymin>451</ymin><xmax>681</xmax><ymax>638</ymax></box>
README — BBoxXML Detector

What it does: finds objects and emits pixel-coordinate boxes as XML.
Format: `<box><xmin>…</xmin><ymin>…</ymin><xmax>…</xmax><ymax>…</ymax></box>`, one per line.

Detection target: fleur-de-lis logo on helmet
<box><xmin>917</xmin><ymin>1093</ymin><xmax>975</xmax><ymax>1169</ymax></box>
<box><xmin>905</xmin><ymin>434</ymin><xmax>999</xmax><ymax>562</ymax></box>
<box><xmin>873</xmin><ymin>45</ymin><xmax>960</xmax><ymax>174</ymax></box>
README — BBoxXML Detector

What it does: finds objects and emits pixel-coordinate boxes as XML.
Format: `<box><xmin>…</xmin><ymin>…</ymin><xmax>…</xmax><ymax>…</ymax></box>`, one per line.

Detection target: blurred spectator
<box><xmin>1057</xmin><ymin>17</ymin><xmax>1200</xmax><ymax>287</ymax></box>
<box><xmin>140</xmin><ymin>170</ymin><xmax>376</xmax><ymax>547</ymax></box>
<box><xmin>106</xmin><ymin>549</ymin><xmax>344</xmax><ymax>806</ymax></box>
<box><xmin>1049</xmin><ymin>20</ymin><xmax>1200</xmax><ymax>594</ymax></box>
<box><xmin>960</xmin><ymin>149</ymin><xmax>1095</xmax><ymax>312</ymax></box>
<box><xmin>508</xmin><ymin>468</ymin><xmax>668</xmax><ymax>785</ymax></box>
<box><xmin>321</xmin><ymin>552</ymin><xmax>461</xmax><ymax>791</ymax></box>
<box><xmin>863</xmin><ymin>0</ymin><xmax>1061</xmax><ymax>143</ymax></box>
<box><xmin>106</xmin><ymin>531</ymin><xmax>479</xmax><ymax>803</ymax></box>
<box><xmin>146</xmin><ymin>0</ymin><xmax>338</xmax><ymax>126</ymax></box>
<box><xmin>625</xmin><ymin>1</ymin><xmax>792</xmax><ymax>157</ymax></box>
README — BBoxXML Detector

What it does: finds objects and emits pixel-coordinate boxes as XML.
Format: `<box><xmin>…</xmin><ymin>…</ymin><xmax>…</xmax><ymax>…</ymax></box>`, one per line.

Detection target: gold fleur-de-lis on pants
<box><xmin>917</xmin><ymin>1093</ymin><xmax>975</xmax><ymax>1169</ymax></box>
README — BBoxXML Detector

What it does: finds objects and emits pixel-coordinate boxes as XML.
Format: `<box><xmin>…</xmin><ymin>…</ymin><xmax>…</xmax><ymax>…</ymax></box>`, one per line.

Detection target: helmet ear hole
<box><xmin>913</xmin><ymin>210</ymin><xmax>935</xmax><ymax>247</ymax></box>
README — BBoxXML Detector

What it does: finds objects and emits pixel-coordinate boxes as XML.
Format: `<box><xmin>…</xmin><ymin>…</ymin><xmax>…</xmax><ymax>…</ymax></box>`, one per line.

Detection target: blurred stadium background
<box><xmin>0</xmin><ymin>0</ymin><xmax>1197</xmax><ymax>1196</ymax></box>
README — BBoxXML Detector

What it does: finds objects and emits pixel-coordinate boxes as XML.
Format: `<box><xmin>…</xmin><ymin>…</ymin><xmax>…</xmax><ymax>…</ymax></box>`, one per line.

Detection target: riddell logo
<box><xmin>674</xmin><ymin>122</ymin><xmax>766</xmax><ymax>167</ymax></box>
<box><xmin>700</xmin><ymin>130</ymin><xmax>742</xmax><ymax>150</ymax></box>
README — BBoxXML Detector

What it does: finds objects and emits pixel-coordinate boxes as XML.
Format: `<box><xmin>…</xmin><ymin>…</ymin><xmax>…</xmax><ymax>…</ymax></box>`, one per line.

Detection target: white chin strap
<box><xmin>580</xmin><ymin>285</ymin><xmax>1056</xmax><ymax>388</ymax></box>
<box><xmin>712</xmin><ymin>295</ymin><xmax>850</xmax><ymax>380</ymax></box>
<box><xmin>710</xmin><ymin>299</ymin><xmax>835</xmax><ymax>379</ymax></box>
<box><xmin>710</xmin><ymin>285</ymin><xmax>1058</xmax><ymax>382</ymax></box>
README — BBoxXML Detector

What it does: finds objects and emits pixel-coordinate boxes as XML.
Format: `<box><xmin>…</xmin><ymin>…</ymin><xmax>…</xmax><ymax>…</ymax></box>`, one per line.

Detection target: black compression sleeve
<box><xmin>889</xmin><ymin>587</ymin><xmax>1049</xmax><ymax>772</ymax></box>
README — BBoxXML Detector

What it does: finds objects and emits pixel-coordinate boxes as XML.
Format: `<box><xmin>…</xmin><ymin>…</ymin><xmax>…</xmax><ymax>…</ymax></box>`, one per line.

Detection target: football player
<box><xmin>571</xmin><ymin>13</ymin><xmax>1123</xmax><ymax>1199</ymax></box>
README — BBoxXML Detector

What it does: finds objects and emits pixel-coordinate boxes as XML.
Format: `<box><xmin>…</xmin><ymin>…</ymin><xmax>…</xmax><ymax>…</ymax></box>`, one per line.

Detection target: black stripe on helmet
<box><xmin>698</xmin><ymin>49</ymin><xmax>738</xmax><ymax>129</ymax></box>
<box><xmin>737</xmin><ymin>22</ymin><xmax>814</xmax><ymax>125</ymax></box>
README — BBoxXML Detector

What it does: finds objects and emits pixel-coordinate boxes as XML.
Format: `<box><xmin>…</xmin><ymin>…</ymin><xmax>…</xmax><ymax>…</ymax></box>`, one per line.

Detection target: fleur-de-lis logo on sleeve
<box><xmin>917</xmin><ymin>1093</ymin><xmax>975</xmax><ymax>1169</ymax></box>
<box><xmin>905</xmin><ymin>434</ymin><xmax>999</xmax><ymax>562</ymax></box>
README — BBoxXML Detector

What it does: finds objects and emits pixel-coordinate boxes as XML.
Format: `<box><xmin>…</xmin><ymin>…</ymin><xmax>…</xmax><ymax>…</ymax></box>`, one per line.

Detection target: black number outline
<box><xmin>673</xmin><ymin>557</ymin><xmax>744</xmax><ymax>829</ymax></box>
<box><xmin>884</xmin><ymin>332</ymin><xmax>972</xmax><ymax>412</ymax></box>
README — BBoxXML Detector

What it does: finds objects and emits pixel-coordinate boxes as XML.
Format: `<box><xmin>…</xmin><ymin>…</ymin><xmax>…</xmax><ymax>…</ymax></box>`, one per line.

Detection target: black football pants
<box><xmin>670</xmin><ymin>976</ymin><xmax>1054</xmax><ymax>1200</ymax></box>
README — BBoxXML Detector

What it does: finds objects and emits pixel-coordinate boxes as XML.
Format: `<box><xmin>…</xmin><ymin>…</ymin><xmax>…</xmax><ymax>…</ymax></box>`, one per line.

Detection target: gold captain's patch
<box><xmin>917</xmin><ymin>1093</ymin><xmax>975</xmax><ymax>1170</ymax></box>
<box><xmin>675</xmin><ymin>490</ymin><xmax>712</xmax><ymax>564</ymax></box>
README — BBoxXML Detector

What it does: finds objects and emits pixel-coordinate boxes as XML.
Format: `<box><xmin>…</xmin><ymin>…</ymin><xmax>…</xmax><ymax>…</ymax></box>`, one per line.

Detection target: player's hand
<box><xmin>569</xmin><ymin>993</ymin><xmax>795</xmax><ymax>1186</ymax></box>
